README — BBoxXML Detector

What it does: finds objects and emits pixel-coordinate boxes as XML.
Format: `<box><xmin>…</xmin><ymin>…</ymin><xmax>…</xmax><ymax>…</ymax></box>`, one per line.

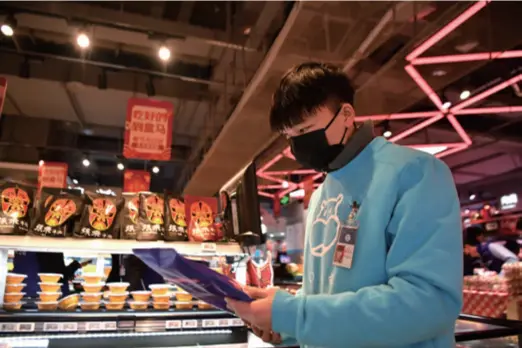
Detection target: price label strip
<box><xmin>165</xmin><ymin>320</ymin><xmax>182</xmax><ymax>330</ymax></box>
<box><xmin>0</xmin><ymin>323</ymin><xmax>17</xmax><ymax>333</ymax></box>
<box><xmin>201</xmin><ymin>242</ymin><xmax>217</xmax><ymax>253</ymax></box>
<box><xmin>182</xmin><ymin>320</ymin><xmax>198</xmax><ymax>329</ymax></box>
<box><xmin>43</xmin><ymin>323</ymin><xmax>61</xmax><ymax>332</ymax></box>
<box><xmin>62</xmin><ymin>323</ymin><xmax>78</xmax><ymax>332</ymax></box>
<box><xmin>202</xmin><ymin>319</ymin><xmax>218</xmax><ymax>328</ymax></box>
<box><xmin>230</xmin><ymin>318</ymin><xmax>244</xmax><ymax>327</ymax></box>
<box><xmin>16</xmin><ymin>323</ymin><xmax>35</xmax><ymax>333</ymax></box>
<box><xmin>85</xmin><ymin>322</ymin><xmax>103</xmax><ymax>332</ymax></box>
<box><xmin>217</xmin><ymin>319</ymin><xmax>232</xmax><ymax>328</ymax></box>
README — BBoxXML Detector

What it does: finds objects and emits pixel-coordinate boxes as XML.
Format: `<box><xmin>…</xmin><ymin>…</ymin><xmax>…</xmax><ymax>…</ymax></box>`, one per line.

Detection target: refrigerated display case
<box><xmin>0</xmin><ymin>235</ymin><xmax>248</xmax><ymax>348</ymax></box>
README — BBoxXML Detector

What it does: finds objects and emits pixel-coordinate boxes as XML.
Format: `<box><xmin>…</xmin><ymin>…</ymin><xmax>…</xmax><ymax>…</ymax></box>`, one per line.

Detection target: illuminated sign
<box><xmin>500</xmin><ymin>193</ymin><xmax>518</xmax><ymax>210</ymax></box>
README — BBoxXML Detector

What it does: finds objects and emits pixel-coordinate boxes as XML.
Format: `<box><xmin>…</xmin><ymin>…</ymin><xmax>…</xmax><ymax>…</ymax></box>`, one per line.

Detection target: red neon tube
<box><xmin>411</xmin><ymin>51</ymin><xmax>522</xmax><ymax>65</ymax></box>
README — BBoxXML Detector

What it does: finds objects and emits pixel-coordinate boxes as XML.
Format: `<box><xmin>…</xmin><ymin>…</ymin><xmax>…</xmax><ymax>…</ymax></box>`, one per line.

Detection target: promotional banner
<box><xmin>124</xmin><ymin>98</ymin><xmax>174</xmax><ymax>161</ymax></box>
<box><xmin>38</xmin><ymin>162</ymin><xmax>68</xmax><ymax>189</ymax></box>
<box><xmin>123</xmin><ymin>170</ymin><xmax>151</xmax><ymax>193</ymax></box>
<box><xmin>0</xmin><ymin>77</ymin><xmax>7</xmax><ymax>117</ymax></box>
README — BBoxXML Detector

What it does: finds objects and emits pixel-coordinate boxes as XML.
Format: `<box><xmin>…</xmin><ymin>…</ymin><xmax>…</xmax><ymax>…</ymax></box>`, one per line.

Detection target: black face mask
<box><xmin>289</xmin><ymin>108</ymin><xmax>348</xmax><ymax>172</ymax></box>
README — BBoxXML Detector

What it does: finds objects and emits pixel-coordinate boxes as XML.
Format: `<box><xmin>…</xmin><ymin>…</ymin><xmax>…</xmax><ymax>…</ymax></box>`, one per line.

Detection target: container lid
<box><xmin>7</xmin><ymin>273</ymin><xmax>27</xmax><ymax>278</ymax></box>
<box><xmin>106</xmin><ymin>282</ymin><xmax>130</xmax><ymax>287</ymax></box>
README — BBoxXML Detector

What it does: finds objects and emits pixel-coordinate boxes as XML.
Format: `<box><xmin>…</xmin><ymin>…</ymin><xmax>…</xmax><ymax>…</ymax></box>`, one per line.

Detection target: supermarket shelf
<box><xmin>0</xmin><ymin>236</ymin><xmax>243</xmax><ymax>256</ymax></box>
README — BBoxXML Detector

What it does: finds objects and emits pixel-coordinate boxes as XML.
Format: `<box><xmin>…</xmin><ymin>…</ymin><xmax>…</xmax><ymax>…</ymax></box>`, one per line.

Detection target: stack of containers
<box><xmin>129</xmin><ymin>290</ymin><xmax>151</xmax><ymax>310</ymax></box>
<box><xmin>104</xmin><ymin>282</ymin><xmax>129</xmax><ymax>311</ymax></box>
<box><xmin>37</xmin><ymin>273</ymin><xmax>62</xmax><ymax>311</ymax></box>
<box><xmin>150</xmin><ymin>284</ymin><xmax>171</xmax><ymax>310</ymax></box>
<box><xmin>174</xmin><ymin>286</ymin><xmax>195</xmax><ymax>310</ymax></box>
<box><xmin>80</xmin><ymin>273</ymin><xmax>105</xmax><ymax>311</ymax></box>
<box><xmin>3</xmin><ymin>273</ymin><xmax>27</xmax><ymax>311</ymax></box>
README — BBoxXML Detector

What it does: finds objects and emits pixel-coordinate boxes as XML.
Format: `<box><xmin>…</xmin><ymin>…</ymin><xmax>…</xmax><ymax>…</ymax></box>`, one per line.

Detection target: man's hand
<box><xmin>227</xmin><ymin>287</ymin><xmax>280</xmax><ymax>343</ymax></box>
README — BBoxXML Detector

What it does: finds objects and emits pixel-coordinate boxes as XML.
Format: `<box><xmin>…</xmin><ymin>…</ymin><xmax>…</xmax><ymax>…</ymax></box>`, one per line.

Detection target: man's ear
<box><xmin>341</xmin><ymin>103</ymin><xmax>355</xmax><ymax>126</ymax></box>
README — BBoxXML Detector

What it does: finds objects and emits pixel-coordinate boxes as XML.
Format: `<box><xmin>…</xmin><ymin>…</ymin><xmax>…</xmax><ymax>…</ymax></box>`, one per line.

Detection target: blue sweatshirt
<box><xmin>272</xmin><ymin>136</ymin><xmax>462</xmax><ymax>348</ymax></box>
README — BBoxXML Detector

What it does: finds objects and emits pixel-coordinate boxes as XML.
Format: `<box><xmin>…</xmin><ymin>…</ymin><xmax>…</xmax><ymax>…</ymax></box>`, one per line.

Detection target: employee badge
<box><xmin>333</xmin><ymin>201</ymin><xmax>359</xmax><ymax>269</ymax></box>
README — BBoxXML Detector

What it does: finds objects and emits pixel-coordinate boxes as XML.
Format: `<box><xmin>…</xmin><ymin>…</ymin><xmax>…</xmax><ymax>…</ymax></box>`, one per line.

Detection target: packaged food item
<box><xmin>38</xmin><ymin>273</ymin><xmax>62</xmax><ymax>283</ymax></box>
<box><xmin>3</xmin><ymin>302</ymin><xmax>24</xmax><ymax>311</ymax></box>
<box><xmin>37</xmin><ymin>301</ymin><xmax>58</xmax><ymax>311</ymax></box>
<box><xmin>137</xmin><ymin>192</ymin><xmax>165</xmax><ymax>241</ymax></box>
<box><xmin>130</xmin><ymin>291</ymin><xmax>151</xmax><ymax>302</ymax></box>
<box><xmin>0</xmin><ymin>182</ymin><xmax>35</xmax><ymax>235</ymax></box>
<box><xmin>39</xmin><ymin>283</ymin><xmax>61</xmax><ymax>292</ymax></box>
<box><xmin>164</xmin><ymin>194</ymin><xmax>188</xmax><ymax>241</ymax></box>
<box><xmin>106</xmin><ymin>282</ymin><xmax>129</xmax><ymax>293</ymax></box>
<box><xmin>75</xmin><ymin>193</ymin><xmax>122</xmax><ymax>239</ymax></box>
<box><xmin>32</xmin><ymin>191</ymin><xmax>83</xmax><ymax>237</ymax></box>
<box><xmin>6</xmin><ymin>273</ymin><xmax>26</xmax><ymax>284</ymax></box>
<box><xmin>152</xmin><ymin>295</ymin><xmax>170</xmax><ymax>303</ymax></box>
<box><xmin>4</xmin><ymin>293</ymin><xmax>25</xmax><ymax>303</ymax></box>
<box><xmin>58</xmin><ymin>294</ymin><xmax>79</xmax><ymax>311</ymax></box>
<box><xmin>105</xmin><ymin>302</ymin><xmax>125</xmax><ymax>311</ymax></box>
<box><xmin>6</xmin><ymin>283</ymin><xmax>25</xmax><ymax>293</ymax></box>
<box><xmin>197</xmin><ymin>301</ymin><xmax>213</xmax><ymax>310</ymax></box>
<box><xmin>120</xmin><ymin>193</ymin><xmax>140</xmax><ymax>240</ymax></box>
<box><xmin>129</xmin><ymin>301</ymin><xmax>148</xmax><ymax>310</ymax></box>
<box><xmin>83</xmin><ymin>283</ymin><xmax>104</xmax><ymax>293</ymax></box>
<box><xmin>149</xmin><ymin>284</ymin><xmax>169</xmax><ymax>296</ymax></box>
<box><xmin>174</xmin><ymin>289</ymin><xmax>192</xmax><ymax>302</ymax></box>
<box><xmin>80</xmin><ymin>302</ymin><xmax>100</xmax><ymax>311</ymax></box>
<box><xmin>185</xmin><ymin>196</ymin><xmax>219</xmax><ymax>242</ymax></box>
<box><xmin>107</xmin><ymin>292</ymin><xmax>128</xmax><ymax>302</ymax></box>
<box><xmin>38</xmin><ymin>292</ymin><xmax>61</xmax><ymax>302</ymax></box>
<box><xmin>152</xmin><ymin>302</ymin><xmax>170</xmax><ymax>310</ymax></box>
<box><xmin>133</xmin><ymin>248</ymin><xmax>251</xmax><ymax>311</ymax></box>
<box><xmin>82</xmin><ymin>273</ymin><xmax>104</xmax><ymax>284</ymax></box>
<box><xmin>246</xmin><ymin>251</ymin><xmax>274</xmax><ymax>289</ymax></box>
<box><xmin>174</xmin><ymin>301</ymin><xmax>194</xmax><ymax>310</ymax></box>
<box><xmin>82</xmin><ymin>292</ymin><xmax>102</xmax><ymax>302</ymax></box>
<box><xmin>216</xmin><ymin>191</ymin><xmax>235</xmax><ymax>241</ymax></box>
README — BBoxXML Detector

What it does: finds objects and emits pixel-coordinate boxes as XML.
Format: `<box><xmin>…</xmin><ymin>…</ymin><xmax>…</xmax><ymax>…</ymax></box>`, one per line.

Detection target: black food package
<box><xmin>137</xmin><ymin>192</ymin><xmax>165</xmax><ymax>241</ymax></box>
<box><xmin>75</xmin><ymin>193</ymin><xmax>123</xmax><ymax>239</ymax></box>
<box><xmin>120</xmin><ymin>193</ymin><xmax>140</xmax><ymax>240</ymax></box>
<box><xmin>0</xmin><ymin>181</ymin><xmax>35</xmax><ymax>235</ymax></box>
<box><xmin>32</xmin><ymin>191</ymin><xmax>83</xmax><ymax>237</ymax></box>
<box><xmin>164</xmin><ymin>194</ymin><xmax>188</xmax><ymax>241</ymax></box>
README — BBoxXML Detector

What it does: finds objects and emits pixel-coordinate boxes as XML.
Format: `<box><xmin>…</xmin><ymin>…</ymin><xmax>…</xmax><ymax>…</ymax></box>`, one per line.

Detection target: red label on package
<box><xmin>124</xmin><ymin>98</ymin><xmax>173</xmax><ymax>160</ymax></box>
<box><xmin>38</xmin><ymin>162</ymin><xmax>68</xmax><ymax>190</ymax></box>
<box><xmin>123</xmin><ymin>170</ymin><xmax>151</xmax><ymax>193</ymax></box>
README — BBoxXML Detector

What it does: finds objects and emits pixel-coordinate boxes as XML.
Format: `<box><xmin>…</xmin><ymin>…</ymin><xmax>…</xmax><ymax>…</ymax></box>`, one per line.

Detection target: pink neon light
<box><xmin>453</xmin><ymin>106</ymin><xmax>522</xmax><ymax>115</ymax></box>
<box><xmin>264</xmin><ymin>169</ymin><xmax>317</xmax><ymax>176</ymax></box>
<box><xmin>451</xmin><ymin>74</ymin><xmax>522</xmax><ymax>112</ymax></box>
<box><xmin>389</xmin><ymin>114</ymin><xmax>444</xmax><ymax>143</ymax></box>
<box><xmin>411</xmin><ymin>51</ymin><xmax>522</xmax><ymax>65</ymax></box>
<box><xmin>258</xmin><ymin>185</ymin><xmax>285</xmax><ymax>190</ymax></box>
<box><xmin>435</xmin><ymin>144</ymin><xmax>469</xmax><ymax>159</ymax></box>
<box><xmin>409</xmin><ymin>142</ymin><xmax>467</xmax><ymax>149</ymax></box>
<box><xmin>355</xmin><ymin>111</ymin><xmax>440</xmax><ymax>122</ymax></box>
<box><xmin>279</xmin><ymin>183</ymin><xmax>299</xmax><ymax>197</ymax></box>
<box><xmin>446</xmin><ymin>114</ymin><xmax>472</xmax><ymax>145</ymax></box>
<box><xmin>256</xmin><ymin>153</ymin><xmax>283</xmax><ymax>175</ymax></box>
<box><xmin>282</xmin><ymin>147</ymin><xmax>294</xmax><ymax>159</ymax></box>
<box><xmin>405</xmin><ymin>65</ymin><xmax>444</xmax><ymax>110</ymax></box>
<box><xmin>406</xmin><ymin>1</ymin><xmax>489</xmax><ymax>61</ymax></box>
<box><xmin>258</xmin><ymin>191</ymin><xmax>275</xmax><ymax>199</ymax></box>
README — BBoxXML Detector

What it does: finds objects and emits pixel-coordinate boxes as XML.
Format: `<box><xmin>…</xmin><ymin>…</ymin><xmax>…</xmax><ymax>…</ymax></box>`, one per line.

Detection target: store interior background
<box><xmin>1</xmin><ymin>1</ymin><xmax>522</xmax><ymax>347</ymax></box>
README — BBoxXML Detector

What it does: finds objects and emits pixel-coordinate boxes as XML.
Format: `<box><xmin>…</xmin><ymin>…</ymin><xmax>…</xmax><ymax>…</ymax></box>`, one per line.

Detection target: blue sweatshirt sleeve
<box><xmin>271</xmin><ymin>156</ymin><xmax>463</xmax><ymax>347</ymax></box>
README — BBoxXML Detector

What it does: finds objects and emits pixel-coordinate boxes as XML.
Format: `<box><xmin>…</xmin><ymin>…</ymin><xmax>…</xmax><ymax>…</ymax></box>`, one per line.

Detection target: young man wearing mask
<box><xmin>226</xmin><ymin>62</ymin><xmax>462</xmax><ymax>347</ymax></box>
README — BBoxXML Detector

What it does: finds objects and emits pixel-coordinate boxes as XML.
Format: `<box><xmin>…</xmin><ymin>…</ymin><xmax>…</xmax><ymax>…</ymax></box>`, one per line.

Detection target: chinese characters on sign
<box><xmin>0</xmin><ymin>77</ymin><xmax>6</xmax><ymax>117</ymax></box>
<box><xmin>124</xmin><ymin>98</ymin><xmax>173</xmax><ymax>161</ymax></box>
<box><xmin>38</xmin><ymin>162</ymin><xmax>68</xmax><ymax>190</ymax></box>
<box><xmin>123</xmin><ymin>170</ymin><xmax>150</xmax><ymax>193</ymax></box>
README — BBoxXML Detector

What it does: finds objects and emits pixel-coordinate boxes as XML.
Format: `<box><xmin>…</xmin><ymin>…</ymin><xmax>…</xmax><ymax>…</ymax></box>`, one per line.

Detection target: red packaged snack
<box><xmin>0</xmin><ymin>181</ymin><xmax>35</xmax><ymax>235</ymax></box>
<box><xmin>120</xmin><ymin>193</ymin><xmax>140</xmax><ymax>240</ymax></box>
<box><xmin>246</xmin><ymin>251</ymin><xmax>273</xmax><ymax>288</ymax></box>
<box><xmin>185</xmin><ymin>196</ymin><xmax>221</xmax><ymax>242</ymax></box>
<box><xmin>164</xmin><ymin>194</ymin><xmax>188</xmax><ymax>241</ymax></box>
<box><xmin>137</xmin><ymin>192</ymin><xmax>164</xmax><ymax>241</ymax></box>
<box><xmin>32</xmin><ymin>192</ymin><xmax>83</xmax><ymax>237</ymax></box>
<box><xmin>75</xmin><ymin>193</ymin><xmax>123</xmax><ymax>239</ymax></box>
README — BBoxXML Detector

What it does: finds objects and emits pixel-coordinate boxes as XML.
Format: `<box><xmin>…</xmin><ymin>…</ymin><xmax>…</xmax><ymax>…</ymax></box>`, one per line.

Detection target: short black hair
<box><xmin>464</xmin><ymin>225</ymin><xmax>485</xmax><ymax>245</ymax></box>
<box><xmin>269</xmin><ymin>62</ymin><xmax>355</xmax><ymax>133</ymax></box>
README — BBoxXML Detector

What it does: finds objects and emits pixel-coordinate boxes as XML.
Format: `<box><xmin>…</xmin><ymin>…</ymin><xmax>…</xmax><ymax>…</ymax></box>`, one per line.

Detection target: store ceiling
<box><xmin>1</xmin><ymin>2</ymin><xmax>522</xmax><ymax>197</ymax></box>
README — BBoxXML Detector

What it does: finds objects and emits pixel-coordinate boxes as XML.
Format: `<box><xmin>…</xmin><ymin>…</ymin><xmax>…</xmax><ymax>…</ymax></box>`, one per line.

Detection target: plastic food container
<box><xmin>105</xmin><ymin>302</ymin><xmax>125</xmax><ymax>311</ymax></box>
<box><xmin>38</xmin><ymin>273</ymin><xmax>62</xmax><ymax>283</ymax></box>
<box><xmin>80</xmin><ymin>302</ymin><xmax>100</xmax><ymax>311</ymax></box>
<box><xmin>82</xmin><ymin>283</ymin><xmax>105</xmax><ymax>293</ymax></box>
<box><xmin>107</xmin><ymin>292</ymin><xmax>128</xmax><ymax>303</ymax></box>
<box><xmin>106</xmin><ymin>282</ymin><xmax>129</xmax><ymax>293</ymax></box>
<box><xmin>59</xmin><ymin>294</ymin><xmax>79</xmax><ymax>311</ymax></box>
<box><xmin>129</xmin><ymin>301</ymin><xmax>148</xmax><ymax>310</ymax></box>
<box><xmin>5</xmin><ymin>283</ymin><xmax>25</xmax><ymax>293</ymax></box>
<box><xmin>6</xmin><ymin>273</ymin><xmax>26</xmax><ymax>284</ymax></box>
<box><xmin>38</xmin><ymin>292</ymin><xmax>61</xmax><ymax>302</ymax></box>
<box><xmin>152</xmin><ymin>301</ymin><xmax>170</xmax><ymax>310</ymax></box>
<box><xmin>36</xmin><ymin>301</ymin><xmax>58</xmax><ymax>311</ymax></box>
<box><xmin>152</xmin><ymin>295</ymin><xmax>170</xmax><ymax>303</ymax></box>
<box><xmin>81</xmin><ymin>292</ymin><xmax>103</xmax><ymax>302</ymax></box>
<box><xmin>3</xmin><ymin>302</ymin><xmax>24</xmax><ymax>311</ymax></box>
<box><xmin>39</xmin><ymin>283</ymin><xmax>61</xmax><ymax>293</ymax></box>
<box><xmin>174</xmin><ymin>291</ymin><xmax>193</xmax><ymax>302</ymax></box>
<box><xmin>174</xmin><ymin>301</ymin><xmax>194</xmax><ymax>310</ymax></box>
<box><xmin>149</xmin><ymin>284</ymin><xmax>169</xmax><ymax>295</ymax></box>
<box><xmin>3</xmin><ymin>292</ymin><xmax>25</xmax><ymax>303</ymax></box>
<box><xmin>82</xmin><ymin>273</ymin><xmax>104</xmax><ymax>284</ymax></box>
<box><xmin>197</xmin><ymin>301</ymin><xmax>213</xmax><ymax>310</ymax></box>
<box><xmin>130</xmin><ymin>291</ymin><xmax>151</xmax><ymax>302</ymax></box>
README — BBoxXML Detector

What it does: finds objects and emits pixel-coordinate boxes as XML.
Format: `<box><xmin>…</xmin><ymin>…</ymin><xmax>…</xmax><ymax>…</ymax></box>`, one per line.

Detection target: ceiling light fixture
<box><xmin>282</xmin><ymin>180</ymin><xmax>289</xmax><ymax>189</ymax></box>
<box><xmin>72</xmin><ymin>179</ymin><xmax>79</xmax><ymax>185</ymax></box>
<box><xmin>1</xmin><ymin>15</ymin><xmax>16</xmax><ymax>37</ymax></box>
<box><xmin>382</xmin><ymin>121</ymin><xmax>392</xmax><ymax>138</ymax></box>
<box><xmin>76</xmin><ymin>33</ymin><xmax>90</xmax><ymax>49</ymax></box>
<box><xmin>38</xmin><ymin>160</ymin><xmax>45</xmax><ymax>167</ymax></box>
<box><xmin>469</xmin><ymin>194</ymin><xmax>476</xmax><ymax>201</ymax></box>
<box><xmin>442</xmin><ymin>101</ymin><xmax>452</xmax><ymax>110</ymax></box>
<box><xmin>117</xmin><ymin>163</ymin><xmax>124</xmax><ymax>171</ymax></box>
<box><xmin>82</xmin><ymin>158</ymin><xmax>90</xmax><ymax>167</ymax></box>
<box><xmin>152</xmin><ymin>166</ymin><xmax>160</xmax><ymax>174</ymax></box>
<box><xmin>460</xmin><ymin>90</ymin><xmax>471</xmax><ymax>100</ymax></box>
<box><xmin>158</xmin><ymin>46</ymin><xmax>171</xmax><ymax>61</ymax></box>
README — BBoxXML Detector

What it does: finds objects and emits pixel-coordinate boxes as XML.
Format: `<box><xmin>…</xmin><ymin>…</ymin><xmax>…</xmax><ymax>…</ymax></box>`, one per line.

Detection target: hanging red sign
<box><xmin>273</xmin><ymin>197</ymin><xmax>281</xmax><ymax>218</ymax></box>
<box><xmin>124</xmin><ymin>98</ymin><xmax>173</xmax><ymax>161</ymax></box>
<box><xmin>38</xmin><ymin>162</ymin><xmax>68</xmax><ymax>189</ymax></box>
<box><xmin>0</xmin><ymin>77</ymin><xmax>7</xmax><ymax>117</ymax></box>
<box><xmin>123</xmin><ymin>170</ymin><xmax>151</xmax><ymax>193</ymax></box>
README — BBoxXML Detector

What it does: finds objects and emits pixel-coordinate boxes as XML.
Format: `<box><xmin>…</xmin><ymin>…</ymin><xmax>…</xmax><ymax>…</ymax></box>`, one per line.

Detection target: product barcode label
<box><xmin>182</xmin><ymin>320</ymin><xmax>198</xmax><ymax>329</ymax></box>
<box><xmin>202</xmin><ymin>319</ymin><xmax>218</xmax><ymax>328</ymax></box>
<box><xmin>43</xmin><ymin>323</ymin><xmax>61</xmax><ymax>332</ymax></box>
<box><xmin>201</xmin><ymin>242</ymin><xmax>217</xmax><ymax>253</ymax></box>
<box><xmin>165</xmin><ymin>320</ymin><xmax>181</xmax><ymax>329</ymax></box>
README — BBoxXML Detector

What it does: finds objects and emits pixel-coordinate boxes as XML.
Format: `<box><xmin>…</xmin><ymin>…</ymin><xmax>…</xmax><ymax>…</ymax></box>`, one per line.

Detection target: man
<box><xmin>226</xmin><ymin>62</ymin><xmax>462</xmax><ymax>347</ymax></box>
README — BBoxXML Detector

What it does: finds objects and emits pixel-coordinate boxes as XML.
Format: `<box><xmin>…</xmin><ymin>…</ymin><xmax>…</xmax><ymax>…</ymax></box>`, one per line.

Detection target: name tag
<box><xmin>333</xmin><ymin>225</ymin><xmax>358</xmax><ymax>269</ymax></box>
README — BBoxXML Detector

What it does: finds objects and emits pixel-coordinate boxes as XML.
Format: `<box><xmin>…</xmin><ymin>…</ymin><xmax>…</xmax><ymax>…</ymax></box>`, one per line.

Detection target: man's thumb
<box><xmin>225</xmin><ymin>298</ymin><xmax>250</xmax><ymax>315</ymax></box>
<box><xmin>245</xmin><ymin>286</ymin><xmax>268</xmax><ymax>299</ymax></box>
